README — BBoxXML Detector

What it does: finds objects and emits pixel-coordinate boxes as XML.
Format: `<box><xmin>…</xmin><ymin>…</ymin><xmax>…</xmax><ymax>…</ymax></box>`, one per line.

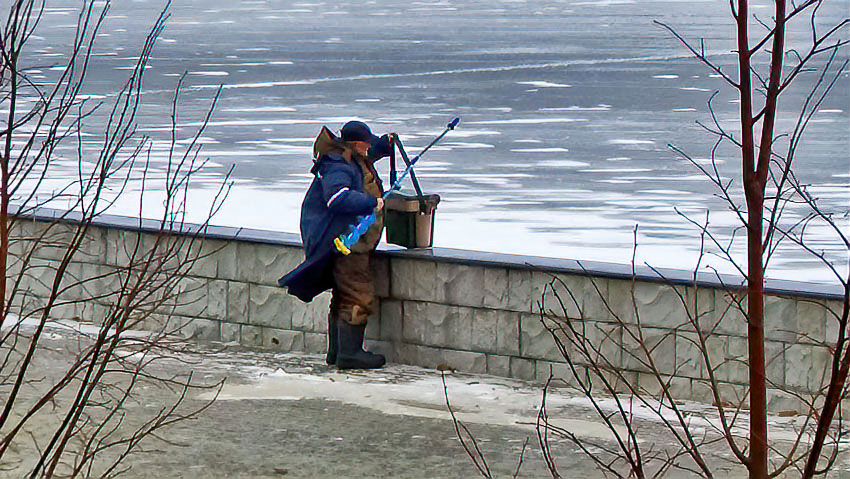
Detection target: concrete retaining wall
<box><xmin>8</xmin><ymin>209</ymin><xmax>846</xmax><ymax>411</ymax></box>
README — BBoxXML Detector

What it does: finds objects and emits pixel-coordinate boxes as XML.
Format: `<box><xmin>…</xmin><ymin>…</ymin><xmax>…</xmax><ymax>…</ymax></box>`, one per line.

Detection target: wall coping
<box><xmin>12</xmin><ymin>204</ymin><xmax>845</xmax><ymax>301</ymax></box>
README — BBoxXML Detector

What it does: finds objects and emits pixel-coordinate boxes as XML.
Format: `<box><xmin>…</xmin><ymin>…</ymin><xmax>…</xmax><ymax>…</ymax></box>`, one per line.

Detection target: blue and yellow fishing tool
<box><xmin>334</xmin><ymin>117</ymin><xmax>460</xmax><ymax>255</ymax></box>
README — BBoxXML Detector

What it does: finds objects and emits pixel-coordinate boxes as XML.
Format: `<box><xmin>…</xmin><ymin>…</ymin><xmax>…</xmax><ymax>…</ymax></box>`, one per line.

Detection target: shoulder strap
<box><xmin>390</xmin><ymin>139</ymin><xmax>397</xmax><ymax>184</ymax></box>
<box><xmin>392</xmin><ymin>138</ymin><xmax>425</xmax><ymax>208</ymax></box>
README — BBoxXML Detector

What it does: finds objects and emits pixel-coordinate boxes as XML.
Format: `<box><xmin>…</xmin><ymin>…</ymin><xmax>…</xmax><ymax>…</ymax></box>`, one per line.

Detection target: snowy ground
<box><xmin>2</xmin><ymin>320</ymin><xmax>849</xmax><ymax>478</ymax></box>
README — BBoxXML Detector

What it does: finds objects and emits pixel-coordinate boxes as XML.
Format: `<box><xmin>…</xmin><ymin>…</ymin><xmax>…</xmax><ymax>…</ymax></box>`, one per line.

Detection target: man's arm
<box><xmin>321</xmin><ymin>167</ymin><xmax>377</xmax><ymax>215</ymax></box>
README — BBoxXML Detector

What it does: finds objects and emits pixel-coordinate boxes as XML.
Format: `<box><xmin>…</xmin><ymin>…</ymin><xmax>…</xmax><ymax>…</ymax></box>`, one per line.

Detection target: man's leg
<box><xmin>332</xmin><ymin>253</ymin><xmax>385</xmax><ymax>369</ymax></box>
<box><xmin>326</xmin><ymin>297</ymin><xmax>339</xmax><ymax>365</ymax></box>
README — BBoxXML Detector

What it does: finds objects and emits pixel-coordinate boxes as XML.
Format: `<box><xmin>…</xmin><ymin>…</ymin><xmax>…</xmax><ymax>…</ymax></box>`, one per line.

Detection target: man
<box><xmin>279</xmin><ymin>120</ymin><xmax>392</xmax><ymax>369</ymax></box>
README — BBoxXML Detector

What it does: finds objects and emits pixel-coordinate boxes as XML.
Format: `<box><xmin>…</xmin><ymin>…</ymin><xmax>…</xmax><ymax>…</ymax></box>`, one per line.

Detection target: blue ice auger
<box><xmin>334</xmin><ymin>117</ymin><xmax>460</xmax><ymax>255</ymax></box>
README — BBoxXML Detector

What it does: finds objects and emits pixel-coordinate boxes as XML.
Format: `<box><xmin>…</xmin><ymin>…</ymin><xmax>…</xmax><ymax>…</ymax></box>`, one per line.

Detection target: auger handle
<box><xmin>334</xmin><ymin>211</ymin><xmax>376</xmax><ymax>255</ymax></box>
<box><xmin>333</xmin><ymin>237</ymin><xmax>351</xmax><ymax>256</ymax></box>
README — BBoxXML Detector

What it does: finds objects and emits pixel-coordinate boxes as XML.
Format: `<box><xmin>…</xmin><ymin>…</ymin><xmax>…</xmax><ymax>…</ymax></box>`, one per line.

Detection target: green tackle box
<box><xmin>384</xmin><ymin>192</ymin><xmax>440</xmax><ymax>249</ymax></box>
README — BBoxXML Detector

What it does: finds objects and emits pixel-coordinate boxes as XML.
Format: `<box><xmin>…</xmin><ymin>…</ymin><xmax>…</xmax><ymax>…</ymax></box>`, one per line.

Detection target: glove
<box><xmin>368</xmin><ymin>134</ymin><xmax>393</xmax><ymax>161</ymax></box>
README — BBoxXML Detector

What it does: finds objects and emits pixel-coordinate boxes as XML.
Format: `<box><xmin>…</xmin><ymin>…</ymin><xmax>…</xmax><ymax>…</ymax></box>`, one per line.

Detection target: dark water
<box><xmin>14</xmin><ymin>0</ymin><xmax>850</xmax><ymax>282</ymax></box>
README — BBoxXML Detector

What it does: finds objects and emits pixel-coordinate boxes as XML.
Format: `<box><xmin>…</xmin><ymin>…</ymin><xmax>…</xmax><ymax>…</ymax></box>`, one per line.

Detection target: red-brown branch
<box><xmin>803</xmin><ymin>278</ymin><xmax>850</xmax><ymax>478</ymax></box>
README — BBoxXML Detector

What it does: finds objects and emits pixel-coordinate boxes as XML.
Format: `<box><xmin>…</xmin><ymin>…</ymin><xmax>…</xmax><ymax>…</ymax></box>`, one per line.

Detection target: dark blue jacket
<box><xmin>278</xmin><ymin>152</ymin><xmax>377</xmax><ymax>302</ymax></box>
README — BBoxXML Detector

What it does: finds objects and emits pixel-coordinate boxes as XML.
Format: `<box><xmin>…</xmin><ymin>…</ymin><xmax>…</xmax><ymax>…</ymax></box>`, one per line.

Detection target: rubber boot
<box><xmin>335</xmin><ymin>321</ymin><xmax>385</xmax><ymax>370</ymax></box>
<box><xmin>325</xmin><ymin>311</ymin><xmax>338</xmax><ymax>365</ymax></box>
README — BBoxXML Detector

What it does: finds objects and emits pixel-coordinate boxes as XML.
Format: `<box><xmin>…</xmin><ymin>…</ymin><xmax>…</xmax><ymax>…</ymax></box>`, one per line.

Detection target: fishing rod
<box><xmin>334</xmin><ymin>117</ymin><xmax>460</xmax><ymax>255</ymax></box>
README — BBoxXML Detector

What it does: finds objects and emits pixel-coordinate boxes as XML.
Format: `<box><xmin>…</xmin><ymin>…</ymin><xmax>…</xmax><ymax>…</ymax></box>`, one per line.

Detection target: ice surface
<box><xmin>16</xmin><ymin>0</ymin><xmax>848</xmax><ymax>283</ymax></box>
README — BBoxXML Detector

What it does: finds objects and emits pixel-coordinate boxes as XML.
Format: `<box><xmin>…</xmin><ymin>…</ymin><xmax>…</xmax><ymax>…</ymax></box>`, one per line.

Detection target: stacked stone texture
<box><xmin>8</xmin><ymin>216</ymin><xmax>842</xmax><ymax>413</ymax></box>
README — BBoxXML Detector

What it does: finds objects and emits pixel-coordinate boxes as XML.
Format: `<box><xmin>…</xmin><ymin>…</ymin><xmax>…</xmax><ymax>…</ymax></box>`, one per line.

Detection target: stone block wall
<box><xmin>366</xmin><ymin>257</ymin><xmax>843</xmax><ymax>413</ymax></box>
<box><xmin>8</xmin><ymin>210</ymin><xmax>846</xmax><ymax>412</ymax></box>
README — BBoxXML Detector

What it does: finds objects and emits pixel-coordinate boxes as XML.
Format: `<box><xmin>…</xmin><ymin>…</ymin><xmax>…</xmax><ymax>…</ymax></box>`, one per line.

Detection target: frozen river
<box><xmin>17</xmin><ymin>0</ymin><xmax>850</xmax><ymax>283</ymax></box>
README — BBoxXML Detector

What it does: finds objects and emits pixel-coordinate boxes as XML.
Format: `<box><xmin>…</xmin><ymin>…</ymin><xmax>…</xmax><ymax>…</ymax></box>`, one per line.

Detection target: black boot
<box><xmin>326</xmin><ymin>311</ymin><xmax>338</xmax><ymax>365</ymax></box>
<box><xmin>336</xmin><ymin>321</ymin><xmax>385</xmax><ymax>370</ymax></box>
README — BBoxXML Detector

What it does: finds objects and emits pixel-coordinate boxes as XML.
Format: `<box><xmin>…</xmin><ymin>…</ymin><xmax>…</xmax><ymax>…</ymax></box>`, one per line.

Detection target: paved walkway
<box><xmin>2</xmin><ymin>323</ymin><xmax>848</xmax><ymax>478</ymax></box>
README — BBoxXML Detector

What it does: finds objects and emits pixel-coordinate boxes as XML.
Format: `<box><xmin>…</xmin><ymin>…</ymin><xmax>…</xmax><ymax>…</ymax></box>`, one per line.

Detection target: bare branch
<box><xmin>653</xmin><ymin>20</ymin><xmax>738</xmax><ymax>89</ymax></box>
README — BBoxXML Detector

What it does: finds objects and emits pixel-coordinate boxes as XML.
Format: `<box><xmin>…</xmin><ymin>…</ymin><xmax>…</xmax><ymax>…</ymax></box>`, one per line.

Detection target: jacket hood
<box><xmin>312</xmin><ymin>125</ymin><xmax>392</xmax><ymax>165</ymax></box>
<box><xmin>313</xmin><ymin>126</ymin><xmax>351</xmax><ymax>161</ymax></box>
